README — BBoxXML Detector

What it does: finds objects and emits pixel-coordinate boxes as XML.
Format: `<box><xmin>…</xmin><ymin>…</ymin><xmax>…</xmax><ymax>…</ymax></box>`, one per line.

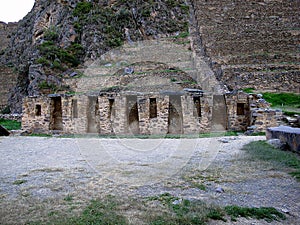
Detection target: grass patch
<box><xmin>63</xmin><ymin>197</ymin><xmax>128</xmax><ymax>225</ymax></box>
<box><xmin>283</xmin><ymin>110</ymin><xmax>299</xmax><ymax>117</ymax></box>
<box><xmin>27</xmin><ymin>194</ymin><xmax>287</xmax><ymax>225</ymax></box>
<box><xmin>13</xmin><ymin>179</ymin><xmax>27</xmax><ymax>185</ymax></box>
<box><xmin>147</xmin><ymin>193</ymin><xmax>225</xmax><ymax>224</ymax></box>
<box><xmin>262</xmin><ymin>92</ymin><xmax>300</xmax><ymax>108</ymax></box>
<box><xmin>242</xmin><ymin>141</ymin><xmax>300</xmax><ymax>181</ymax></box>
<box><xmin>248</xmin><ymin>132</ymin><xmax>266</xmax><ymax>136</ymax></box>
<box><xmin>243</xmin><ymin>87</ymin><xmax>255</xmax><ymax>93</ymax></box>
<box><xmin>30</xmin><ymin>197</ymin><xmax>127</xmax><ymax>225</ymax></box>
<box><xmin>29</xmin><ymin>133</ymin><xmax>53</xmax><ymax>137</ymax></box>
<box><xmin>191</xmin><ymin>182</ymin><xmax>207</xmax><ymax>191</ymax></box>
<box><xmin>225</xmin><ymin>205</ymin><xmax>286</xmax><ymax>222</ymax></box>
<box><xmin>0</xmin><ymin>118</ymin><xmax>21</xmax><ymax>130</ymax></box>
<box><xmin>64</xmin><ymin>195</ymin><xmax>74</xmax><ymax>202</ymax></box>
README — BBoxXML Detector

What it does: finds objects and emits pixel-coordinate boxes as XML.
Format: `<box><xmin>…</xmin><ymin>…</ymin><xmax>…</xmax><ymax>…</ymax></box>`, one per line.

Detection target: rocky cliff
<box><xmin>0</xmin><ymin>0</ymin><xmax>299</xmax><ymax>113</ymax></box>
<box><xmin>0</xmin><ymin>22</ymin><xmax>18</xmax><ymax>111</ymax></box>
<box><xmin>1</xmin><ymin>0</ymin><xmax>190</xmax><ymax>113</ymax></box>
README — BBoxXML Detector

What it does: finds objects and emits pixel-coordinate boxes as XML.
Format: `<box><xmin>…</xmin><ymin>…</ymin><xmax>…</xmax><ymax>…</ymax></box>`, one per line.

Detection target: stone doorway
<box><xmin>168</xmin><ymin>95</ymin><xmax>183</xmax><ymax>134</ymax></box>
<box><xmin>49</xmin><ymin>97</ymin><xmax>63</xmax><ymax>131</ymax></box>
<box><xmin>212</xmin><ymin>95</ymin><xmax>227</xmax><ymax>131</ymax></box>
<box><xmin>87</xmin><ymin>96</ymin><xmax>99</xmax><ymax>133</ymax></box>
<box><xmin>127</xmin><ymin>96</ymin><xmax>140</xmax><ymax>134</ymax></box>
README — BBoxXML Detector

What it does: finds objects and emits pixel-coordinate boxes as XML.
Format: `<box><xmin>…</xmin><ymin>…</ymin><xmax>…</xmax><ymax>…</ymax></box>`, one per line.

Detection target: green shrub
<box><xmin>52</xmin><ymin>60</ymin><xmax>64</xmax><ymax>71</ymax></box>
<box><xmin>38</xmin><ymin>81</ymin><xmax>57</xmax><ymax>91</ymax></box>
<box><xmin>243</xmin><ymin>88</ymin><xmax>255</xmax><ymax>93</ymax></box>
<box><xmin>38</xmin><ymin>41</ymin><xmax>80</xmax><ymax>68</ymax></box>
<box><xmin>36</xmin><ymin>57</ymin><xmax>50</xmax><ymax>66</ymax></box>
<box><xmin>44</xmin><ymin>26</ymin><xmax>59</xmax><ymax>41</ymax></box>
<box><xmin>73</xmin><ymin>2</ymin><xmax>93</xmax><ymax>17</ymax></box>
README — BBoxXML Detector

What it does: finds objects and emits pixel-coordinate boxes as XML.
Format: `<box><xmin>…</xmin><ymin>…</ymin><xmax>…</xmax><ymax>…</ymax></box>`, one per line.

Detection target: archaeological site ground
<box><xmin>0</xmin><ymin>0</ymin><xmax>299</xmax><ymax>224</ymax></box>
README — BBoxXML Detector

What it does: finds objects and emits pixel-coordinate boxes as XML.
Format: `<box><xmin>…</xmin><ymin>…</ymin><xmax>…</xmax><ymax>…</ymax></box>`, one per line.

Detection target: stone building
<box><xmin>22</xmin><ymin>89</ymin><xmax>281</xmax><ymax>135</ymax></box>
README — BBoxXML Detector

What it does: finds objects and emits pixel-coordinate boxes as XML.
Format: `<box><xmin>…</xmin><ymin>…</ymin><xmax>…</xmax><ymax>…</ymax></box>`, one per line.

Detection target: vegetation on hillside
<box><xmin>36</xmin><ymin>26</ymin><xmax>84</xmax><ymax>71</ymax></box>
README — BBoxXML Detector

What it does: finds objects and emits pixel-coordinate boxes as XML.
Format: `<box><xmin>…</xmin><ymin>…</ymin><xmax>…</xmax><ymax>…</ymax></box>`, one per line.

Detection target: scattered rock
<box><xmin>266</xmin><ymin>139</ymin><xmax>289</xmax><ymax>151</ymax></box>
<box><xmin>280</xmin><ymin>208</ymin><xmax>290</xmax><ymax>214</ymax></box>
<box><xmin>219</xmin><ymin>137</ymin><xmax>237</xmax><ymax>143</ymax></box>
<box><xmin>124</xmin><ymin>67</ymin><xmax>134</xmax><ymax>75</ymax></box>
<box><xmin>172</xmin><ymin>199</ymin><xmax>182</xmax><ymax>205</ymax></box>
<box><xmin>215</xmin><ymin>187</ymin><xmax>225</xmax><ymax>193</ymax></box>
<box><xmin>219</xmin><ymin>139</ymin><xmax>229</xmax><ymax>143</ymax></box>
<box><xmin>69</xmin><ymin>72</ymin><xmax>78</xmax><ymax>77</ymax></box>
<box><xmin>104</xmin><ymin>63</ymin><xmax>112</xmax><ymax>67</ymax></box>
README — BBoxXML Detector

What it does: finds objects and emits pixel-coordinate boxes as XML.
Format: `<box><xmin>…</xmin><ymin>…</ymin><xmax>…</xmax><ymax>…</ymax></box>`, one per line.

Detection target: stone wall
<box><xmin>22</xmin><ymin>91</ymin><xmax>281</xmax><ymax>135</ymax></box>
<box><xmin>226</xmin><ymin>91</ymin><xmax>250</xmax><ymax>131</ymax></box>
<box><xmin>250</xmin><ymin>109</ymin><xmax>282</xmax><ymax>133</ymax></box>
<box><xmin>22</xmin><ymin>96</ymin><xmax>51</xmax><ymax>133</ymax></box>
<box><xmin>22</xmin><ymin>91</ymin><xmax>215</xmax><ymax>135</ymax></box>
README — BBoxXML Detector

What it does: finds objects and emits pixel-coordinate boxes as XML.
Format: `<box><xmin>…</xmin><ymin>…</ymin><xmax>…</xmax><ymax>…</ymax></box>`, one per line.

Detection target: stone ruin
<box><xmin>21</xmin><ymin>41</ymin><xmax>282</xmax><ymax>135</ymax></box>
<box><xmin>22</xmin><ymin>90</ymin><xmax>281</xmax><ymax>135</ymax></box>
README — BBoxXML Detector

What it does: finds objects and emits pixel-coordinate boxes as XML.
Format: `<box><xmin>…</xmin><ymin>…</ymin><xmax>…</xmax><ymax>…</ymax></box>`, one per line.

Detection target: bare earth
<box><xmin>0</xmin><ymin>136</ymin><xmax>299</xmax><ymax>224</ymax></box>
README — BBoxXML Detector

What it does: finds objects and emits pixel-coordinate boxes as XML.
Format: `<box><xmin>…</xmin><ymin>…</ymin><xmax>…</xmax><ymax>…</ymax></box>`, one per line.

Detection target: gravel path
<box><xmin>0</xmin><ymin>135</ymin><xmax>299</xmax><ymax>224</ymax></box>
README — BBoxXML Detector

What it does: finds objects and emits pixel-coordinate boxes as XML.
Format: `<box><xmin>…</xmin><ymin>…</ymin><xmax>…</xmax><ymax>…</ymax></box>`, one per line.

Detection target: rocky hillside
<box><xmin>191</xmin><ymin>0</ymin><xmax>300</xmax><ymax>92</ymax></box>
<box><xmin>0</xmin><ymin>0</ymin><xmax>299</xmax><ymax>113</ymax></box>
<box><xmin>0</xmin><ymin>22</ymin><xmax>19</xmax><ymax>111</ymax></box>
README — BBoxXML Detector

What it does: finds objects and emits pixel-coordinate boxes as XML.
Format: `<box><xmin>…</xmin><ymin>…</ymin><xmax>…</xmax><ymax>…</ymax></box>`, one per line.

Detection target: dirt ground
<box><xmin>0</xmin><ymin>135</ymin><xmax>299</xmax><ymax>224</ymax></box>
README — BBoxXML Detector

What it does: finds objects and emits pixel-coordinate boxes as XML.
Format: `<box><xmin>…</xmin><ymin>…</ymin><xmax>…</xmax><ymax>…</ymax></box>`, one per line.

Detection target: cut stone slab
<box><xmin>0</xmin><ymin>125</ymin><xmax>10</xmax><ymax>136</ymax></box>
<box><xmin>266</xmin><ymin>126</ymin><xmax>300</xmax><ymax>153</ymax></box>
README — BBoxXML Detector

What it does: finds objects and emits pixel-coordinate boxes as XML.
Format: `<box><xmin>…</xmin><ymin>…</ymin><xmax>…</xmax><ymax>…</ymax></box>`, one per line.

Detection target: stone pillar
<box><xmin>199</xmin><ymin>94</ymin><xmax>213</xmax><ymax>133</ymax></box>
<box><xmin>61</xmin><ymin>96</ymin><xmax>73</xmax><ymax>134</ymax></box>
<box><xmin>73</xmin><ymin>95</ymin><xmax>88</xmax><ymax>134</ymax></box>
<box><xmin>151</xmin><ymin>95</ymin><xmax>169</xmax><ymax>135</ymax></box>
<box><xmin>98</xmin><ymin>96</ymin><xmax>112</xmax><ymax>134</ymax></box>
<box><xmin>137</xmin><ymin>95</ymin><xmax>150</xmax><ymax>135</ymax></box>
<box><xmin>113</xmin><ymin>95</ymin><xmax>127</xmax><ymax>135</ymax></box>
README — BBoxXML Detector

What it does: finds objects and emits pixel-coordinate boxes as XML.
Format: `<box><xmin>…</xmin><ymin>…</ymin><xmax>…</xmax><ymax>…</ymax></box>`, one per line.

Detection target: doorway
<box><xmin>50</xmin><ymin>97</ymin><xmax>63</xmax><ymax>130</ymax></box>
<box><xmin>212</xmin><ymin>95</ymin><xmax>227</xmax><ymax>131</ymax></box>
<box><xmin>168</xmin><ymin>95</ymin><xmax>183</xmax><ymax>134</ymax></box>
<box><xmin>87</xmin><ymin>96</ymin><xmax>99</xmax><ymax>133</ymax></box>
